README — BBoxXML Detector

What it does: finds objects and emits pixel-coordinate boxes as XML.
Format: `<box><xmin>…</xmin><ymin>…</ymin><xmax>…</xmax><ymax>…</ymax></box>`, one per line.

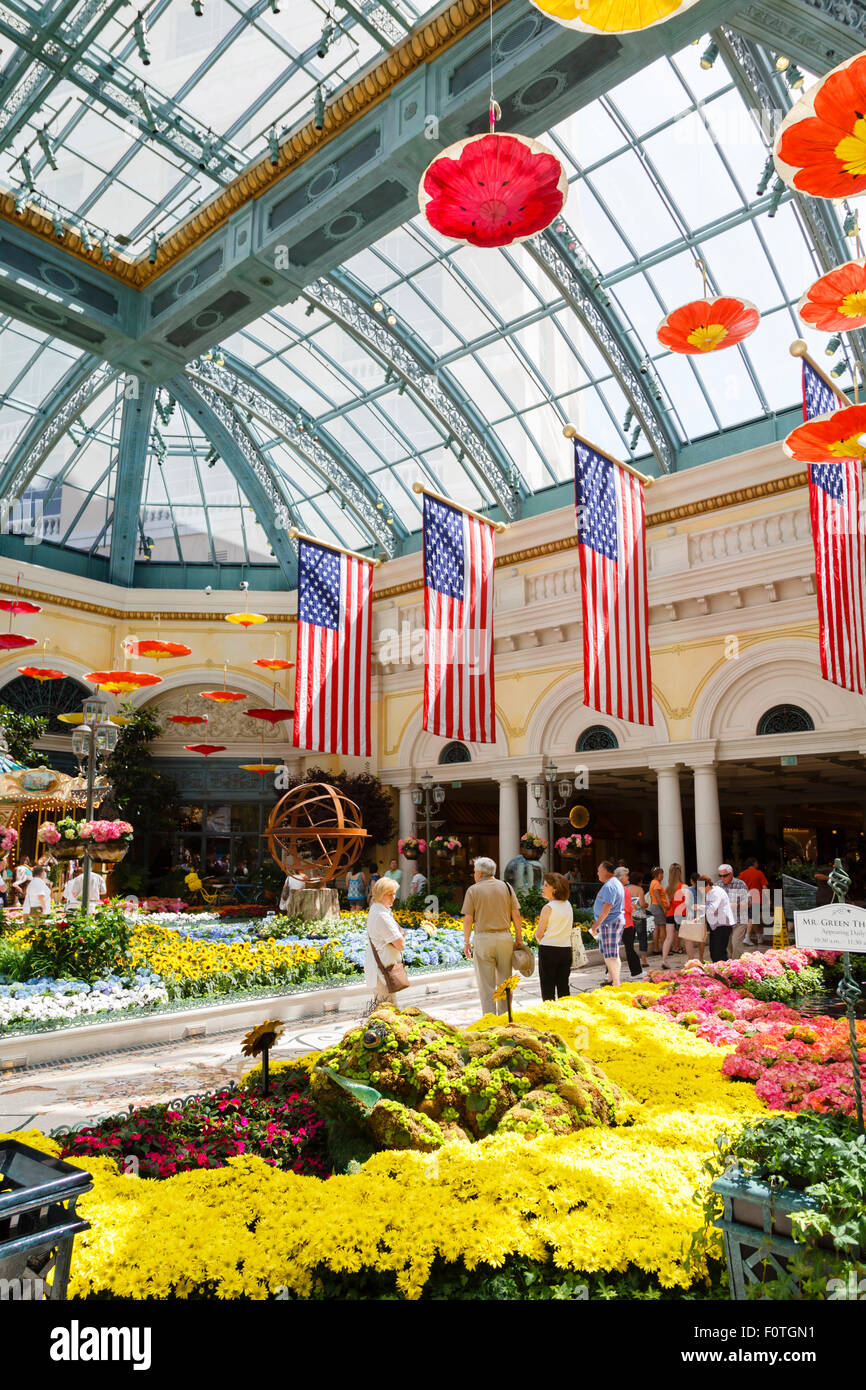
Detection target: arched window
<box><xmin>0</xmin><ymin>674</ymin><xmax>90</xmax><ymax>734</ymax></box>
<box><xmin>439</xmin><ymin>741</ymin><xmax>470</xmax><ymax>765</ymax></box>
<box><xmin>756</xmin><ymin>705</ymin><xmax>814</xmax><ymax>736</ymax></box>
<box><xmin>576</xmin><ymin>725</ymin><xmax>619</xmax><ymax>752</ymax></box>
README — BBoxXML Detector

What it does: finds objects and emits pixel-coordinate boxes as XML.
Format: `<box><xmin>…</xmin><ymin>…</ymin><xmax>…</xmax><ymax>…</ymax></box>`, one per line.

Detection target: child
<box><xmin>535</xmin><ymin>871</ymin><xmax>575</xmax><ymax>1001</ymax></box>
<box><xmin>22</xmin><ymin>865</ymin><xmax>51</xmax><ymax>919</ymax></box>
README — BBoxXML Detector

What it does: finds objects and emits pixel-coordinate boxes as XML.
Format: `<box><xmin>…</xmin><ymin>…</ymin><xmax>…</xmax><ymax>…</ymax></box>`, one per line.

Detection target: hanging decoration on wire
<box><xmin>18</xmin><ymin>639</ymin><xmax>65</xmax><ymax>683</ymax></box>
<box><xmin>245</xmin><ymin>678</ymin><xmax>294</xmax><ymax>728</ymax></box>
<box><xmin>418</xmin><ymin>1</ymin><xmax>566</xmax><ymax>249</ymax></box>
<box><xmin>123</xmin><ymin>637</ymin><xmax>192</xmax><ymax>660</ymax></box>
<box><xmin>253</xmin><ymin>634</ymin><xmax>293</xmax><ymax>673</ymax></box>
<box><xmin>783</xmin><ymin>403</ymin><xmax>866</xmax><ymax>463</ymax></box>
<box><xmin>85</xmin><ymin>670</ymin><xmax>162</xmax><ymax>694</ymax></box>
<box><xmin>225</xmin><ymin>583</ymin><xmax>267</xmax><ymax>629</ymax></box>
<box><xmin>657</xmin><ymin>258</ymin><xmax>759</xmax><ymax>355</ymax></box>
<box><xmin>799</xmin><ymin>215</ymin><xmax>866</xmax><ymax>332</ymax></box>
<box><xmin>774</xmin><ymin>53</ymin><xmax>866</xmax><ymax>199</ymax></box>
<box><xmin>0</xmin><ymin>575</ymin><xmax>39</xmax><ymax>651</ymax></box>
<box><xmin>528</xmin><ymin>0</ymin><xmax>700</xmax><ymax>34</ymax></box>
<box><xmin>184</xmin><ymin>743</ymin><xmax>227</xmax><ymax>757</ymax></box>
<box><xmin>200</xmin><ymin>664</ymin><xmax>248</xmax><ymax>705</ymax></box>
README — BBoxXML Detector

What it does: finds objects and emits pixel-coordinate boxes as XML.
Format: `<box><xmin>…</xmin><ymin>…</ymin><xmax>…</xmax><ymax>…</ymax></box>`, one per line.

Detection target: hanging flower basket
<box><xmin>86</xmin><ymin>843</ymin><xmax>129</xmax><ymax>863</ymax></box>
<box><xmin>519</xmin><ymin>832</ymin><xmax>548</xmax><ymax>861</ymax></box>
<box><xmin>657</xmin><ymin>296</ymin><xmax>759</xmax><ymax>354</ymax></box>
<box><xmin>528</xmin><ymin>0</ymin><xmax>699</xmax><ymax>34</ymax></box>
<box><xmin>419</xmin><ymin>131</ymin><xmax>567</xmax><ymax>249</ymax></box>
<box><xmin>80</xmin><ymin>820</ymin><xmax>134</xmax><ymax>863</ymax></box>
<box><xmin>40</xmin><ymin>818</ymin><xmax>85</xmax><ymax>859</ymax></box>
<box><xmin>774</xmin><ymin>53</ymin><xmax>866</xmax><ymax>199</ymax></box>
<box><xmin>555</xmin><ymin>833</ymin><xmax>593</xmax><ymax>860</ymax></box>
<box><xmin>798</xmin><ymin>259</ymin><xmax>866</xmax><ymax>333</ymax></box>
<box><xmin>398</xmin><ymin>836</ymin><xmax>426</xmax><ymax>861</ymax></box>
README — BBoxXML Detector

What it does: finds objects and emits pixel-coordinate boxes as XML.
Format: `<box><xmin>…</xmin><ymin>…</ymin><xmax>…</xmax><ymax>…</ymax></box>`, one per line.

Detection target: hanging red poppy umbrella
<box><xmin>253</xmin><ymin>658</ymin><xmax>294</xmax><ymax>672</ymax></box>
<box><xmin>166</xmin><ymin>714</ymin><xmax>209</xmax><ymax>726</ymax></box>
<box><xmin>419</xmin><ymin>124</ymin><xmax>568</xmax><ymax>249</ymax></box>
<box><xmin>184</xmin><ymin>744</ymin><xmax>227</xmax><ymax>757</ymax></box>
<box><xmin>657</xmin><ymin>296</ymin><xmax>760</xmax><ymax>354</ymax></box>
<box><xmin>775</xmin><ymin>53</ymin><xmax>866</xmax><ymax>199</ymax></box>
<box><xmin>0</xmin><ymin>599</ymin><xmax>41</xmax><ymax>615</ymax></box>
<box><xmin>85</xmin><ymin>670</ymin><xmax>162</xmax><ymax>694</ymax></box>
<box><xmin>798</xmin><ymin>260</ymin><xmax>866</xmax><ymax>333</ymax></box>
<box><xmin>245</xmin><ymin>707</ymin><xmax>294</xmax><ymax>727</ymax></box>
<box><xmin>17</xmin><ymin>666</ymin><xmax>66</xmax><ymax>682</ymax></box>
<box><xmin>200</xmin><ymin>690</ymin><xmax>247</xmax><ymax>705</ymax></box>
<box><xmin>783</xmin><ymin>405</ymin><xmax>866</xmax><ymax>463</ymax></box>
<box><xmin>124</xmin><ymin>639</ymin><xmax>192</xmax><ymax>660</ymax></box>
<box><xmin>0</xmin><ymin>633</ymin><xmax>37</xmax><ymax>651</ymax></box>
<box><xmin>528</xmin><ymin>0</ymin><xmax>699</xmax><ymax>32</ymax></box>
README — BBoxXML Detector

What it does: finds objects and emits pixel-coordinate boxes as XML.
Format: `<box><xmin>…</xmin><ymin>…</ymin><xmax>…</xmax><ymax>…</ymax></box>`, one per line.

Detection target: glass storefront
<box><xmin>175</xmin><ymin>802</ymin><xmax>270</xmax><ymax>879</ymax></box>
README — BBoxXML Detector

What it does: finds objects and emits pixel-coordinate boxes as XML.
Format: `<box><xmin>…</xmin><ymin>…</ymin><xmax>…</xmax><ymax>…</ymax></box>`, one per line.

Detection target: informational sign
<box><xmin>780</xmin><ymin>755</ymin><xmax>798</xmax><ymax>766</ymax></box>
<box><xmin>793</xmin><ymin>901</ymin><xmax>866</xmax><ymax>953</ymax></box>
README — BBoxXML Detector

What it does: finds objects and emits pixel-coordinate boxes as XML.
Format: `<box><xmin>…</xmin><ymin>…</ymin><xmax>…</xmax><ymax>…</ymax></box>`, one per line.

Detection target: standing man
<box><xmin>64</xmin><ymin>867</ymin><xmax>107</xmax><ymax>905</ymax></box>
<box><xmin>591</xmin><ymin>860</ymin><xmax>626</xmax><ymax>986</ymax></box>
<box><xmin>739</xmin><ymin>857</ymin><xmax>769</xmax><ymax>947</ymax></box>
<box><xmin>387</xmin><ymin>856</ymin><xmax>402</xmax><ymax>890</ymax></box>
<box><xmin>462</xmin><ymin>856</ymin><xmax>524</xmax><ymax>1017</ymax></box>
<box><xmin>22</xmin><ymin>865</ymin><xmax>52</xmax><ymax>919</ymax></box>
<box><xmin>716</xmin><ymin>864</ymin><xmax>750</xmax><ymax>958</ymax></box>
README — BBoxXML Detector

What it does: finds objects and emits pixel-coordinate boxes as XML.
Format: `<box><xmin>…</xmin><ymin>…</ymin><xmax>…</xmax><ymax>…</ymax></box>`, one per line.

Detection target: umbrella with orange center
<box><xmin>240</xmin><ymin>762</ymin><xmax>281</xmax><ymax>776</ymax></box>
<box><xmin>775</xmin><ymin>53</ymin><xmax>866</xmax><ymax>199</ymax></box>
<box><xmin>184</xmin><ymin>744</ymin><xmax>227</xmax><ymax>757</ymax></box>
<box><xmin>123</xmin><ymin>638</ymin><xmax>192</xmax><ymax>660</ymax></box>
<box><xmin>799</xmin><ymin>260</ymin><xmax>866</xmax><ymax>333</ymax></box>
<box><xmin>783</xmin><ymin>405</ymin><xmax>866</xmax><ymax>463</ymax></box>
<box><xmin>225</xmin><ymin>611</ymin><xmax>267</xmax><ymax>629</ymax></box>
<box><xmin>200</xmin><ymin>689</ymin><xmax>247</xmax><ymax>705</ymax></box>
<box><xmin>85</xmin><ymin>670</ymin><xmax>162</xmax><ymax>694</ymax></box>
<box><xmin>18</xmin><ymin>666</ymin><xmax>66</xmax><ymax>682</ymax></box>
<box><xmin>657</xmin><ymin>296</ymin><xmax>760</xmax><ymax>354</ymax></box>
<box><xmin>253</xmin><ymin>658</ymin><xmax>293</xmax><ymax>672</ymax></box>
<box><xmin>528</xmin><ymin>0</ymin><xmax>699</xmax><ymax>33</ymax></box>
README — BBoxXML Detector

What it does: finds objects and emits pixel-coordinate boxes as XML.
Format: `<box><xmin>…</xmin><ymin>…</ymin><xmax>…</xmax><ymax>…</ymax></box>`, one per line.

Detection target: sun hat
<box><xmin>512</xmin><ymin>945</ymin><xmax>535</xmax><ymax>978</ymax></box>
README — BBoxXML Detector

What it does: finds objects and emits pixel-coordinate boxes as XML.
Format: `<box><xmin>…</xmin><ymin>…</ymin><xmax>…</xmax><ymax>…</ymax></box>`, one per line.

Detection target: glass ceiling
<box><xmin>0</xmin><ymin>28</ymin><xmax>857</xmax><ymax>574</ymax></box>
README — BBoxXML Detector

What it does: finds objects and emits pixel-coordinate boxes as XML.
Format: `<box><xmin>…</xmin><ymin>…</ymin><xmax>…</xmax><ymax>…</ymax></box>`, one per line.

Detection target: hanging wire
<box><xmin>488</xmin><ymin>0</ymin><xmax>500</xmax><ymax>133</ymax></box>
<box><xmin>694</xmin><ymin>256</ymin><xmax>710</xmax><ymax>300</ymax></box>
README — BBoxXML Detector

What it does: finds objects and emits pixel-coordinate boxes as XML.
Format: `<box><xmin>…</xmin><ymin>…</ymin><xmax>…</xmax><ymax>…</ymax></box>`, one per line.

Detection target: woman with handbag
<box><xmin>681</xmin><ymin>875</ymin><xmax>709</xmax><ymax>963</ymax></box>
<box><xmin>365</xmin><ymin>876</ymin><xmax>408</xmax><ymax>1007</ymax></box>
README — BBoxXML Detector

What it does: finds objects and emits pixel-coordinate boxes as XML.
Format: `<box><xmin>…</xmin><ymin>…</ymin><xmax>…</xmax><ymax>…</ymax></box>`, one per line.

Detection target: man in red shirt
<box><xmin>739</xmin><ymin>858</ymin><xmax>769</xmax><ymax>946</ymax></box>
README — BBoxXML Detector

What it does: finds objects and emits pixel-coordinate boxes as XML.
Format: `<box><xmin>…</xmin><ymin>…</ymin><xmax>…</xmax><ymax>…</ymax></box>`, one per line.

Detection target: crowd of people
<box><xmin>0</xmin><ymin>852</ymin><xmax>108</xmax><ymax>917</ymax></box>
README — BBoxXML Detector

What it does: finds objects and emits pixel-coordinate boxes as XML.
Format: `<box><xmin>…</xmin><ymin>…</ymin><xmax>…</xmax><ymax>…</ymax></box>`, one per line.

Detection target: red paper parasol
<box><xmin>783</xmin><ymin>405</ymin><xmax>866</xmax><ymax>463</ymax></box>
<box><xmin>17</xmin><ymin>666</ymin><xmax>66</xmax><ymax>682</ymax></box>
<box><xmin>124</xmin><ymin>639</ymin><xmax>192</xmax><ymax>660</ymax></box>
<box><xmin>225</xmin><ymin>612</ymin><xmax>267</xmax><ymax>629</ymax></box>
<box><xmin>240</xmin><ymin>763</ymin><xmax>281</xmax><ymax>777</ymax></box>
<box><xmin>775</xmin><ymin>53</ymin><xmax>866</xmax><ymax>199</ymax></box>
<box><xmin>0</xmin><ymin>599</ymin><xmax>41</xmax><ymax>615</ymax></box>
<box><xmin>0</xmin><ymin>633</ymin><xmax>37</xmax><ymax>651</ymax></box>
<box><xmin>657</xmin><ymin>296</ymin><xmax>760</xmax><ymax>354</ymax></box>
<box><xmin>245</xmin><ymin>707</ymin><xmax>294</xmax><ymax>726</ymax></box>
<box><xmin>253</xmin><ymin>658</ymin><xmax>294</xmax><ymax>672</ymax></box>
<box><xmin>166</xmin><ymin>714</ymin><xmax>209</xmax><ymax>726</ymax></box>
<box><xmin>184</xmin><ymin>744</ymin><xmax>226</xmax><ymax>757</ymax></box>
<box><xmin>798</xmin><ymin>260</ymin><xmax>866</xmax><ymax>333</ymax></box>
<box><xmin>85</xmin><ymin>670</ymin><xmax>162</xmax><ymax>694</ymax></box>
<box><xmin>200</xmin><ymin>690</ymin><xmax>248</xmax><ymax>705</ymax></box>
<box><xmin>419</xmin><ymin>130</ymin><xmax>567</xmax><ymax>249</ymax></box>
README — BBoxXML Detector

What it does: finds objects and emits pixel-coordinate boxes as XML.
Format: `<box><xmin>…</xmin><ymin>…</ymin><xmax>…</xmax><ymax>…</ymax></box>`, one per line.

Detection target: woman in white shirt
<box><xmin>702</xmin><ymin>874</ymin><xmax>736</xmax><ymax>962</ymax></box>
<box><xmin>535</xmin><ymin>872</ymin><xmax>575</xmax><ymax>1000</ymax></box>
<box><xmin>365</xmin><ymin>876</ymin><xmax>406</xmax><ymax>1006</ymax></box>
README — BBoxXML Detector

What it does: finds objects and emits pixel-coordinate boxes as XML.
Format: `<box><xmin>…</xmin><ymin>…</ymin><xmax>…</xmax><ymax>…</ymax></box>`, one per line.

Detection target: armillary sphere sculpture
<box><xmin>264</xmin><ymin>782</ymin><xmax>367</xmax><ymax>884</ymax></box>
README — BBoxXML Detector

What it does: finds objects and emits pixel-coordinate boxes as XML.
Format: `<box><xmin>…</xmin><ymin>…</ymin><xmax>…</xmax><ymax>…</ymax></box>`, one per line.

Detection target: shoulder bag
<box><xmin>369</xmin><ymin>935</ymin><xmax>410</xmax><ymax>994</ymax></box>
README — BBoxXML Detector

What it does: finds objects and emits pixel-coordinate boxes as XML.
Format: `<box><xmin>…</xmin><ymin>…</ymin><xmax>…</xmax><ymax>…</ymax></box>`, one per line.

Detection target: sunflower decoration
<box><xmin>657</xmin><ymin>295</ymin><xmax>760</xmax><ymax>354</ymax></box>
<box><xmin>783</xmin><ymin>404</ymin><xmax>866</xmax><ymax>463</ymax></box>
<box><xmin>492</xmin><ymin>972</ymin><xmax>521</xmax><ymax>1024</ymax></box>
<box><xmin>774</xmin><ymin>52</ymin><xmax>866</xmax><ymax>199</ymax></box>
<box><xmin>798</xmin><ymin>260</ymin><xmax>866</xmax><ymax>334</ymax></box>
<box><xmin>241</xmin><ymin>1018</ymin><xmax>285</xmax><ymax>1096</ymax></box>
<box><xmin>529</xmin><ymin>0</ymin><xmax>699</xmax><ymax>33</ymax></box>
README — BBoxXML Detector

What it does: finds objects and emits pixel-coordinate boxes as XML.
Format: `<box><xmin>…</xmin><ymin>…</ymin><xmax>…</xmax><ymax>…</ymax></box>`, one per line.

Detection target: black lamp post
<box><xmin>412</xmin><ymin>771</ymin><xmax>445</xmax><ymax>884</ymax></box>
<box><xmin>530</xmin><ymin>760</ymin><xmax>577</xmax><ymax>866</ymax></box>
<box><xmin>71</xmin><ymin>697</ymin><xmax>119</xmax><ymax>917</ymax></box>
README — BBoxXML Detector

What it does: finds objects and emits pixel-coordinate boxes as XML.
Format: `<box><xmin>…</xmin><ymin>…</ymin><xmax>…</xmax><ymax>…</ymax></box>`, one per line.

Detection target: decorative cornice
<box><xmin>648</xmin><ymin>471</ymin><xmax>808</xmax><ymax>529</ymax></box>
<box><xmin>0</xmin><ymin>0</ymin><xmax>508</xmax><ymax>288</ymax></box>
<box><xmin>0</xmin><ymin>580</ymin><xmax>297</xmax><ymax>623</ymax></box>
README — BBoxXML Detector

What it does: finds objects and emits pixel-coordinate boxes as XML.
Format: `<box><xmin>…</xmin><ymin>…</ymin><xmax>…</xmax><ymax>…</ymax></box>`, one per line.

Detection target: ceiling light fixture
<box><xmin>386</xmin><ymin>310</ymin><xmax>397</xmax><ymax>326</ymax></box>
<box><xmin>826</xmin><ymin>335</ymin><xmax>842</xmax><ymax>356</ymax></box>
<box><xmin>372</xmin><ymin>300</ymin><xmax>383</xmax><ymax>313</ymax></box>
<box><xmin>268</xmin><ymin>127</ymin><xmax>279</xmax><ymax>166</ymax></box>
<box><xmin>19</xmin><ymin>151</ymin><xmax>34</xmax><ymax>189</ymax></box>
<box><xmin>775</xmin><ymin>53</ymin><xmax>790</xmax><ymax>71</ymax></box>
<box><xmin>317</xmin><ymin>20</ymin><xmax>333</xmax><ymax>58</ymax></box>
<box><xmin>700</xmin><ymin>40</ymin><xmax>718</xmax><ymax>69</ymax></box>
<box><xmin>52</xmin><ymin>212</ymin><xmax>64</xmax><ymax>239</ymax></box>
<box><xmin>100</xmin><ymin>235</ymin><xmax>112</xmax><ymax>264</ymax></box>
<box><xmin>786</xmin><ymin>64</ymin><xmax>805</xmax><ymax>90</ymax></box>
<box><xmin>37</xmin><ymin>127</ymin><xmax>57</xmax><ymax>171</ymax></box>
<box><xmin>132</xmin><ymin>86</ymin><xmax>156</xmax><ymax>130</ymax></box>
<box><xmin>13</xmin><ymin>188</ymin><xmax>26</xmax><ymax>214</ymax></box>
<box><xmin>630</xmin><ymin>424</ymin><xmax>641</xmax><ymax>449</ymax></box>
<box><xmin>767</xmin><ymin>178</ymin><xmax>784</xmax><ymax>217</ymax></box>
<box><xmin>134</xmin><ymin>11</ymin><xmax>151</xmax><ymax>65</ymax></box>
<box><xmin>149</xmin><ymin>233</ymin><xmax>159</xmax><ymax>264</ymax></box>
<box><xmin>831</xmin><ymin>361</ymin><xmax>847</xmax><ymax>378</ymax></box>
<box><xmin>314</xmin><ymin>86</ymin><xmax>325</xmax><ymax>131</ymax></box>
<box><xmin>757</xmin><ymin>154</ymin><xmax>774</xmax><ymax>196</ymax></box>
<box><xmin>191</xmin><ymin>0</ymin><xmax>203</xmax><ymax>14</ymax></box>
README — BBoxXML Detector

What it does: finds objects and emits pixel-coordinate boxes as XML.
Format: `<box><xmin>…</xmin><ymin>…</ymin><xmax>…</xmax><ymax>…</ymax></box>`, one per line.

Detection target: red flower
<box><xmin>657</xmin><ymin>296</ymin><xmax>759</xmax><ymax>354</ymax></box>
<box><xmin>419</xmin><ymin>131</ymin><xmax>568</xmax><ymax>249</ymax></box>
<box><xmin>799</xmin><ymin>259</ymin><xmax>866</xmax><ymax>332</ymax></box>
<box><xmin>783</xmin><ymin>404</ymin><xmax>866</xmax><ymax>463</ymax></box>
<box><xmin>776</xmin><ymin>53</ymin><xmax>866</xmax><ymax>198</ymax></box>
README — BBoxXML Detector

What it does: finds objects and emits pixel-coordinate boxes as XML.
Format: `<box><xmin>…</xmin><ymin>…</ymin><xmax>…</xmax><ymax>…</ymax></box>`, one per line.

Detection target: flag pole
<box><xmin>563</xmin><ymin>425</ymin><xmax>654</xmax><ymax>487</ymax></box>
<box><xmin>288</xmin><ymin>527</ymin><xmax>382</xmax><ymax>567</ymax></box>
<box><xmin>789</xmin><ymin>339</ymin><xmax>854</xmax><ymax>407</ymax></box>
<box><xmin>412</xmin><ymin>481</ymin><xmax>508</xmax><ymax>533</ymax></box>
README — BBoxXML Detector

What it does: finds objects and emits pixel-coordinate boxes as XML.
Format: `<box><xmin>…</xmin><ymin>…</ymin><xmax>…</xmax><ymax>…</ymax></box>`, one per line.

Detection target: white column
<box><xmin>498</xmin><ymin>774</ymin><xmax>520</xmax><ymax>871</ymax></box>
<box><xmin>398</xmin><ymin>786</ymin><xmax>415</xmax><ymax>900</ymax></box>
<box><xmin>526</xmin><ymin>779</ymin><xmax>550</xmax><ymax>870</ymax></box>
<box><xmin>654</xmin><ymin>765</ymin><xmax>685</xmax><ymax>872</ymax></box>
<box><xmin>692</xmin><ymin>763</ymin><xmax>723</xmax><ymax>877</ymax></box>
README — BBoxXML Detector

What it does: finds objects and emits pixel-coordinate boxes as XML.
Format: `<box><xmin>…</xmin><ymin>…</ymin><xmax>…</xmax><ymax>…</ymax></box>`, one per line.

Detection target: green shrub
<box><xmin>0</xmin><ymin>934</ymin><xmax>32</xmax><ymax>981</ymax></box>
<box><xmin>25</xmin><ymin>901</ymin><xmax>131</xmax><ymax>983</ymax></box>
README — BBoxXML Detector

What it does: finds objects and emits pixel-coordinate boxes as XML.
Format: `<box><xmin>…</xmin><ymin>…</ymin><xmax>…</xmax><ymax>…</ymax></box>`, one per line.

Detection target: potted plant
<box><xmin>398</xmin><ymin>836</ymin><xmax>425</xmax><ymax>861</ymax></box>
<box><xmin>39</xmin><ymin>817</ymin><xmax>86</xmax><ymax>860</ymax></box>
<box><xmin>430</xmin><ymin>835</ymin><xmax>461</xmax><ymax>859</ymax></box>
<box><xmin>555</xmin><ymin>833</ymin><xmax>593</xmax><ymax>860</ymax></box>
<box><xmin>519</xmin><ymin>832</ymin><xmax>548</xmax><ymax>862</ymax></box>
<box><xmin>80</xmin><ymin>819</ymin><xmax>134</xmax><ymax>863</ymax></box>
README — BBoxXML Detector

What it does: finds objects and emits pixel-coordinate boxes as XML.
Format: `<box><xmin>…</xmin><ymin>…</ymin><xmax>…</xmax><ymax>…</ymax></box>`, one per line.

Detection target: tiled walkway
<box><xmin>0</xmin><ymin>953</ymin><xmax>629</xmax><ymax>1134</ymax></box>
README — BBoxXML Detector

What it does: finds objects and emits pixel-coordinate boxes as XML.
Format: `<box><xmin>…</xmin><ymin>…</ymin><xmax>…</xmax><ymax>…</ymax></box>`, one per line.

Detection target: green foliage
<box><xmin>254</xmin><ymin>913</ymin><xmax>339</xmax><ymax>940</ymax></box>
<box><xmin>282</xmin><ymin>766</ymin><xmax>396</xmax><ymax>848</ymax></box>
<box><xmin>104</xmin><ymin>703</ymin><xmax>181</xmax><ymax>839</ymax></box>
<box><xmin>25</xmin><ymin>901</ymin><xmax>131</xmax><ymax>983</ymax></box>
<box><xmin>108</xmin><ymin>861</ymin><xmax>149</xmax><ymax>896</ymax></box>
<box><xmin>0</xmin><ymin>704</ymin><xmax>48</xmax><ymax>766</ymax></box>
<box><xmin>738</xmin><ymin>963</ymin><xmax>826</xmax><ymax>1002</ymax></box>
<box><xmin>0</xmin><ymin>933</ymin><xmax>33</xmax><ymax>981</ymax></box>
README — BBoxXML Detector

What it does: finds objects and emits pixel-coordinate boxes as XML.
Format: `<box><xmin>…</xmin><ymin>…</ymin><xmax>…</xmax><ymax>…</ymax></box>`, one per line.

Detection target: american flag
<box><xmin>292</xmin><ymin>538</ymin><xmax>373</xmax><ymax>756</ymax></box>
<box><xmin>422</xmin><ymin>493</ymin><xmax>495</xmax><ymax>742</ymax></box>
<box><xmin>802</xmin><ymin>361</ymin><xmax>866</xmax><ymax>693</ymax></box>
<box><xmin>574</xmin><ymin>438</ymin><xmax>653</xmax><ymax>725</ymax></box>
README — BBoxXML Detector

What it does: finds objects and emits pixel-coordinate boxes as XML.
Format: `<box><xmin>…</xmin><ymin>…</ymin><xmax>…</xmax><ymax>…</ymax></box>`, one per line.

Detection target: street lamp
<box><xmin>71</xmin><ymin>697</ymin><xmax>119</xmax><ymax>916</ymax></box>
<box><xmin>531</xmin><ymin>760</ymin><xmax>578</xmax><ymax>866</ymax></box>
<box><xmin>412</xmin><ymin>771</ymin><xmax>445</xmax><ymax>883</ymax></box>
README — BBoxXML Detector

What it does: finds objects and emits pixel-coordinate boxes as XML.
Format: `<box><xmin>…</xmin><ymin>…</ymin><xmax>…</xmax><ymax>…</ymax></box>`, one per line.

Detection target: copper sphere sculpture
<box><xmin>265</xmin><ymin>782</ymin><xmax>367</xmax><ymax>883</ymax></box>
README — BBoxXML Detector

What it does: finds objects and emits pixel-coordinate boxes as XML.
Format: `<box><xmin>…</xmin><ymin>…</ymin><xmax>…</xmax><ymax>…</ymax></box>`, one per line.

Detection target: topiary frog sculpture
<box><xmin>309</xmin><ymin>1003</ymin><xmax>624</xmax><ymax>1159</ymax></box>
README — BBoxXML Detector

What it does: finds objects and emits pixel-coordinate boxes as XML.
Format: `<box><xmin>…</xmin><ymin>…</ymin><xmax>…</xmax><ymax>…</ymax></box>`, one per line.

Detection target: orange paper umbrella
<box><xmin>166</xmin><ymin>713</ymin><xmax>209</xmax><ymax>726</ymax></box>
<box><xmin>200</xmin><ymin>690</ymin><xmax>248</xmax><ymax>705</ymax></box>
<box><xmin>253</xmin><ymin>658</ymin><xmax>294</xmax><ymax>672</ymax></box>
<box><xmin>657</xmin><ymin>296</ymin><xmax>759</xmax><ymax>354</ymax></box>
<box><xmin>124</xmin><ymin>639</ymin><xmax>192</xmax><ymax>660</ymax></box>
<box><xmin>783</xmin><ymin>405</ymin><xmax>866</xmax><ymax>463</ymax></box>
<box><xmin>225</xmin><ymin>611</ymin><xmax>267</xmax><ymax>628</ymax></box>
<box><xmin>529</xmin><ymin>0</ymin><xmax>698</xmax><ymax>31</ymax></box>
<box><xmin>0</xmin><ymin>633</ymin><xmax>36</xmax><ymax>651</ymax></box>
<box><xmin>85</xmin><ymin>670</ymin><xmax>162</xmax><ymax>694</ymax></box>
<box><xmin>184</xmin><ymin>744</ymin><xmax>226</xmax><ymax>757</ymax></box>
<box><xmin>0</xmin><ymin>599</ymin><xmax>41</xmax><ymax>615</ymax></box>
<box><xmin>245</xmin><ymin>707</ymin><xmax>293</xmax><ymax>726</ymax></box>
<box><xmin>799</xmin><ymin>260</ymin><xmax>866</xmax><ymax>333</ymax></box>
<box><xmin>775</xmin><ymin>53</ymin><xmax>866</xmax><ymax>199</ymax></box>
<box><xmin>17</xmin><ymin>666</ymin><xmax>66</xmax><ymax>682</ymax></box>
<box><xmin>240</xmin><ymin>763</ymin><xmax>281</xmax><ymax>777</ymax></box>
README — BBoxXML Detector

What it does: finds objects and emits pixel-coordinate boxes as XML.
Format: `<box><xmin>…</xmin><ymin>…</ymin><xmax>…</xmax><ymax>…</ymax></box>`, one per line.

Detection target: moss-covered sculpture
<box><xmin>310</xmin><ymin>1004</ymin><xmax>623</xmax><ymax>1158</ymax></box>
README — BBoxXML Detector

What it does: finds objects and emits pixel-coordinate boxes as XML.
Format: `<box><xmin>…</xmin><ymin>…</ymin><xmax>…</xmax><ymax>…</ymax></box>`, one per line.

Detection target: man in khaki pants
<box><xmin>462</xmin><ymin>856</ymin><xmax>524</xmax><ymax>1017</ymax></box>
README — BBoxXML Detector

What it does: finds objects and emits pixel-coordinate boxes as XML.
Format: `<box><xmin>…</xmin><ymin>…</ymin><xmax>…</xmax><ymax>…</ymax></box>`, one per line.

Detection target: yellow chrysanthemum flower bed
<box><xmin>4</xmin><ymin>988</ymin><xmax>766</xmax><ymax>1300</ymax></box>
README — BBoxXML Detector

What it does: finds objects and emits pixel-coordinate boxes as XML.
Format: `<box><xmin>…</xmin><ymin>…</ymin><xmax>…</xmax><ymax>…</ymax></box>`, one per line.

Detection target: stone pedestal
<box><xmin>280</xmin><ymin>885</ymin><xmax>340</xmax><ymax>920</ymax></box>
